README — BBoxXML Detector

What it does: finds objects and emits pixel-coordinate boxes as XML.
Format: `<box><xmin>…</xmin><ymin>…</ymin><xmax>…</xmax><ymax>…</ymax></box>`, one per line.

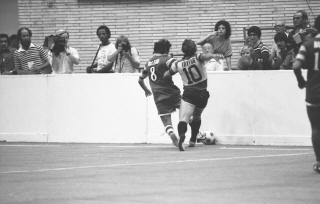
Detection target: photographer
<box><xmin>49</xmin><ymin>30</ymin><xmax>80</xmax><ymax>74</ymax></box>
<box><xmin>270</xmin><ymin>32</ymin><xmax>295</xmax><ymax>69</ymax></box>
<box><xmin>288</xmin><ymin>10</ymin><xmax>312</xmax><ymax>56</ymax></box>
<box><xmin>108</xmin><ymin>35</ymin><xmax>140</xmax><ymax>73</ymax></box>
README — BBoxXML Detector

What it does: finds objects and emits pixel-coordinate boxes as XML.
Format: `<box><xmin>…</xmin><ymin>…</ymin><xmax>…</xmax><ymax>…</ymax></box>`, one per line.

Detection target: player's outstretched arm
<box><xmin>138</xmin><ymin>76</ymin><xmax>152</xmax><ymax>97</ymax></box>
<box><xmin>197</xmin><ymin>32</ymin><xmax>217</xmax><ymax>45</ymax></box>
<box><xmin>164</xmin><ymin>58</ymin><xmax>178</xmax><ymax>79</ymax></box>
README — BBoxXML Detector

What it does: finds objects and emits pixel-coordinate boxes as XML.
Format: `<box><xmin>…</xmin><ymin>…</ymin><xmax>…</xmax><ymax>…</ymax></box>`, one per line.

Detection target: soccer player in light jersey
<box><xmin>293</xmin><ymin>15</ymin><xmax>320</xmax><ymax>173</ymax></box>
<box><xmin>138</xmin><ymin>39</ymin><xmax>181</xmax><ymax>147</ymax></box>
<box><xmin>165</xmin><ymin>39</ymin><xmax>213</xmax><ymax>151</ymax></box>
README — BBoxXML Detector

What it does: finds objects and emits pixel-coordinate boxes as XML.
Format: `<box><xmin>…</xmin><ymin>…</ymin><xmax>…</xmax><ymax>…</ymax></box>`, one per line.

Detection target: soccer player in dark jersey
<box><xmin>138</xmin><ymin>39</ymin><xmax>181</xmax><ymax>147</ymax></box>
<box><xmin>165</xmin><ymin>39</ymin><xmax>213</xmax><ymax>151</ymax></box>
<box><xmin>293</xmin><ymin>15</ymin><xmax>320</xmax><ymax>174</ymax></box>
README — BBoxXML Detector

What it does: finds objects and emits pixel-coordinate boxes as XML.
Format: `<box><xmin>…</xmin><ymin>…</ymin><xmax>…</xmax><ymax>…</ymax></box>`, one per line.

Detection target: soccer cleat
<box><xmin>169</xmin><ymin>133</ymin><xmax>179</xmax><ymax>147</ymax></box>
<box><xmin>188</xmin><ymin>141</ymin><xmax>196</xmax><ymax>147</ymax></box>
<box><xmin>313</xmin><ymin>162</ymin><xmax>320</xmax><ymax>174</ymax></box>
<box><xmin>178</xmin><ymin>135</ymin><xmax>185</xmax><ymax>151</ymax></box>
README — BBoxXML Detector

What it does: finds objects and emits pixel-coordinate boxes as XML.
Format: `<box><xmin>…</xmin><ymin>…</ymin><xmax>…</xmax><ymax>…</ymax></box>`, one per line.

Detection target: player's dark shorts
<box><xmin>182</xmin><ymin>87</ymin><xmax>210</xmax><ymax>109</ymax></box>
<box><xmin>155</xmin><ymin>94</ymin><xmax>181</xmax><ymax>115</ymax></box>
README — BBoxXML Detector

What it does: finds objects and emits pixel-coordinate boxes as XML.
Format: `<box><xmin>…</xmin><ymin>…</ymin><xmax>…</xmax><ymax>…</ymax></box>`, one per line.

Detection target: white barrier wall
<box><xmin>0</xmin><ymin>71</ymin><xmax>311</xmax><ymax>146</ymax></box>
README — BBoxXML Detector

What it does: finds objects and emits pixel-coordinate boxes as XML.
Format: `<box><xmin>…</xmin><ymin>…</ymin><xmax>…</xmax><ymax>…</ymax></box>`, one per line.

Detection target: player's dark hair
<box><xmin>17</xmin><ymin>27</ymin><xmax>32</xmax><ymax>41</ymax></box>
<box><xmin>96</xmin><ymin>25</ymin><xmax>111</xmax><ymax>38</ymax></box>
<box><xmin>215</xmin><ymin>20</ymin><xmax>231</xmax><ymax>39</ymax></box>
<box><xmin>181</xmin><ymin>39</ymin><xmax>197</xmax><ymax>58</ymax></box>
<box><xmin>247</xmin><ymin>26</ymin><xmax>261</xmax><ymax>38</ymax></box>
<box><xmin>153</xmin><ymin>39</ymin><xmax>171</xmax><ymax>54</ymax></box>
<box><xmin>274</xmin><ymin>32</ymin><xmax>288</xmax><ymax>43</ymax></box>
<box><xmin>315</xmin><ymin>15</ymin><xmax>320</xmax><ymax>32</ymax></box>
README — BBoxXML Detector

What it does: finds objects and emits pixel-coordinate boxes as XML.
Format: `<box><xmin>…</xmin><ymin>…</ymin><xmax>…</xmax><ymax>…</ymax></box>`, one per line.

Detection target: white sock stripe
<box><xmin>165</xmin><ymin>125</ymin><xmax>174</xmax><ymax>133</ymax></box>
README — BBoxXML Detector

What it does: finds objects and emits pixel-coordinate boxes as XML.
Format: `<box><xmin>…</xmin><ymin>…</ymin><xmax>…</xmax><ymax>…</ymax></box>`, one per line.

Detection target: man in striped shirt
<box><xmin>247</xmin><ymin>26</ymin><xmax>272</xmax><ymax>70</ymax></box>
<box><xmin>14</xmin><ymin>27</ymin><xmax>50</xmax><ymax>74</ymax></box>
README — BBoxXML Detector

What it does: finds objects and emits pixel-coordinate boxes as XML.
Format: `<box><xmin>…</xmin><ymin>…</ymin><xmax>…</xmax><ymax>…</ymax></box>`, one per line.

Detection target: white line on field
<box><xmin>0</xmin><ymin>152</ymin><xmax>311</xmax><ymax>175</ymax></box>
<box><xmin>0</xmin><ymin>144</ymin><xmax>61</xmax><ymax>147</ymax></box>
<box><xmin>98</xmin><ymin>145</ymin><xmax>173</xmax><ymax>148</ymax></box>
<box><xmin>219</xmin><ymin>147</ymin><xmax>312</xmax><ymax>151</ymax></box>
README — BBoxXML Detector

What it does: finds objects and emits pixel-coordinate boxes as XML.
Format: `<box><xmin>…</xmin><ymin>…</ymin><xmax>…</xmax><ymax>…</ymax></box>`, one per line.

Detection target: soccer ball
<box><xmin>197</xmin><ymin>131</ymin><xmax>216</xmax><ymax>145</ymax></box>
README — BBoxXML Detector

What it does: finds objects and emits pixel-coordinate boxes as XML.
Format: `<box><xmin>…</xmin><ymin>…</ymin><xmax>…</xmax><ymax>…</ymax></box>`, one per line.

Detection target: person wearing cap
<box><xmin>247</xmin><ymin>26</ymin><xmax>271</xmax><ymax>70</ymax></box>
<box><xmin>48</xmin><ymin>29</ymin><xmax>80</xmax><ymax>74</ymax></box>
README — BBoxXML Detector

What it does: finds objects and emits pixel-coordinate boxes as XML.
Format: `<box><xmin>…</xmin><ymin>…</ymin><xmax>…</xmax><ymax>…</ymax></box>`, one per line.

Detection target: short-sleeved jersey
<box><xmin>167</xmin><ymin>54</ymin><xmax>207</xmax><ymax>89</ymax></box>
<box><xmin>141</xmin><ymin>54</ymin><xmax>180</xmax><ymax>104</ymax></box>
<box><xmin>296</xmin><ymin>33</ymin><xmax>320</xmax><ymax>104</ymax></box>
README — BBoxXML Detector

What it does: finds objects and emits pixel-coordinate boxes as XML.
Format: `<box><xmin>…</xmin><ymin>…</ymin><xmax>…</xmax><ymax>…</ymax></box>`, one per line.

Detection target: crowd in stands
<box><xmin>0</xmin><ymin>10</ymin><xmax>319</xmax><ymax>74</ymax></box>
<box><xmin>238</xmin><ymin>10</ymin><xmax>318</xmax><ymax>70</ymax></box>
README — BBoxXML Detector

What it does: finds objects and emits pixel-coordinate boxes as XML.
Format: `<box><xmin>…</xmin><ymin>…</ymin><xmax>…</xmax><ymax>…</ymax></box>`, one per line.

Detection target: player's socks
<box><xmin>177</xmin><ymin>121</ymin><xmax>187</xmax><ymax>151</ymax></box>
<box><xmin>188</xmin><ymin>141</ymin><xmax>196</xmax><ymax>147</ymax></box>
<box><xmin>165</xmin><ymin>125</ymin><xmax>178</xmax><ymax>147</ymax></box>
<box><xmin>189</xmin><ymin>119</ymin><xmax>201</xmax><ymax>144</ymax></box>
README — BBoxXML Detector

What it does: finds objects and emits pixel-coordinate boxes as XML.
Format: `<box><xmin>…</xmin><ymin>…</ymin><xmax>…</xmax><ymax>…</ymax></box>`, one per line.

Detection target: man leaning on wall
<box><xmin>13</xmin><ymin>27</ymin><xmax>51</xmax><ymax>75</ymax></box>
<box><xmin>86</xmin><ymin>25</ymin><xmax>116</xmax><ymax>73</ymax></box>
<box><xmin>0</xmin><ymin>33</ymin><xmax>15</xmax><ymax>75</ymax></box>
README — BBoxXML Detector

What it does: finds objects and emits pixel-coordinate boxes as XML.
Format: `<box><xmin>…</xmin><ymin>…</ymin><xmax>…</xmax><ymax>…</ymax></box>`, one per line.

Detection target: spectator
<box><xmin>202</xmin><ymin>42</ymin><xmax>223</xmax><ymax>71</ymax></box>
<box><xmin>108</xmin><ymin>35</ymin><xmax>140</xmax><ymax>73</ymax></box>
<box><xmin>237</xmin><ymin>45</ymin><xmax>254</xmax><ymax>70</ymax></box>
<box><xmin>270</xmin><ymin>32</ymin><xmax>294</xmax><ymax>69</ymax></box>
<box><xmin>41</xmin><ymin>35</ymin><xmax>54</xmax><ymax>74</ymax></box>
<box><xmin>43</xmin><ymin>35</ymin><xmax>55</xmax><ymax>51</ymax></box>
<box><xmin>8</xmin><ymin>34</ymin><xmax>19</xmax><ymax>52</ymax></box>
<box><xmin>273</xmin><ymin>20</ymin><xmax>288</xmax><ymax>35</ymax></box>
<box><xmin>270</xmin><ymin>20</ymin><xmax>288</xmax><ymax>62</ymax></box>
<box><xmin>197</xmin><ymin>20</ymin><xmax>232</xmax><ymax>70</ymax></box>
<box><xmin>14</xmin><ymin>27</ymin><xmax>50</xmax><ymax>75</ymax></box>
<box><xmin>0</xmin><ymin>33</ymin><xmax>15</xmax><ymax>74</ymax></box>
<box><xmin>247</xmin><ymin>26</ymin><xmax>271</xmax><ymax>69</ymax></box>
<box><xmin>288</xmin><ymin>10</ymin><xmax>311</xmax><ymax>55</ymax></box>
<box><xmin>86</xmin><ymin>25</ymin><xmax>116</xmax><ymax>73</ymax></box>
<box><xmin>48</xmin><ymin>30</ymin><xmax>80</xmax><ymax>74</ymax></box>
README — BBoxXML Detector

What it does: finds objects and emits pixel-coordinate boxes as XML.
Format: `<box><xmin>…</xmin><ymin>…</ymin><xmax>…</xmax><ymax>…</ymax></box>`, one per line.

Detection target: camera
<box><xmin>51</xmin><ymin>35</ymin><xmax>66</xmax><ymax>56</ymax></box>
<box><xmin>120</xmin><ymin>42</ymin><xmax>130</xmax><ymax>52</ymax></box>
